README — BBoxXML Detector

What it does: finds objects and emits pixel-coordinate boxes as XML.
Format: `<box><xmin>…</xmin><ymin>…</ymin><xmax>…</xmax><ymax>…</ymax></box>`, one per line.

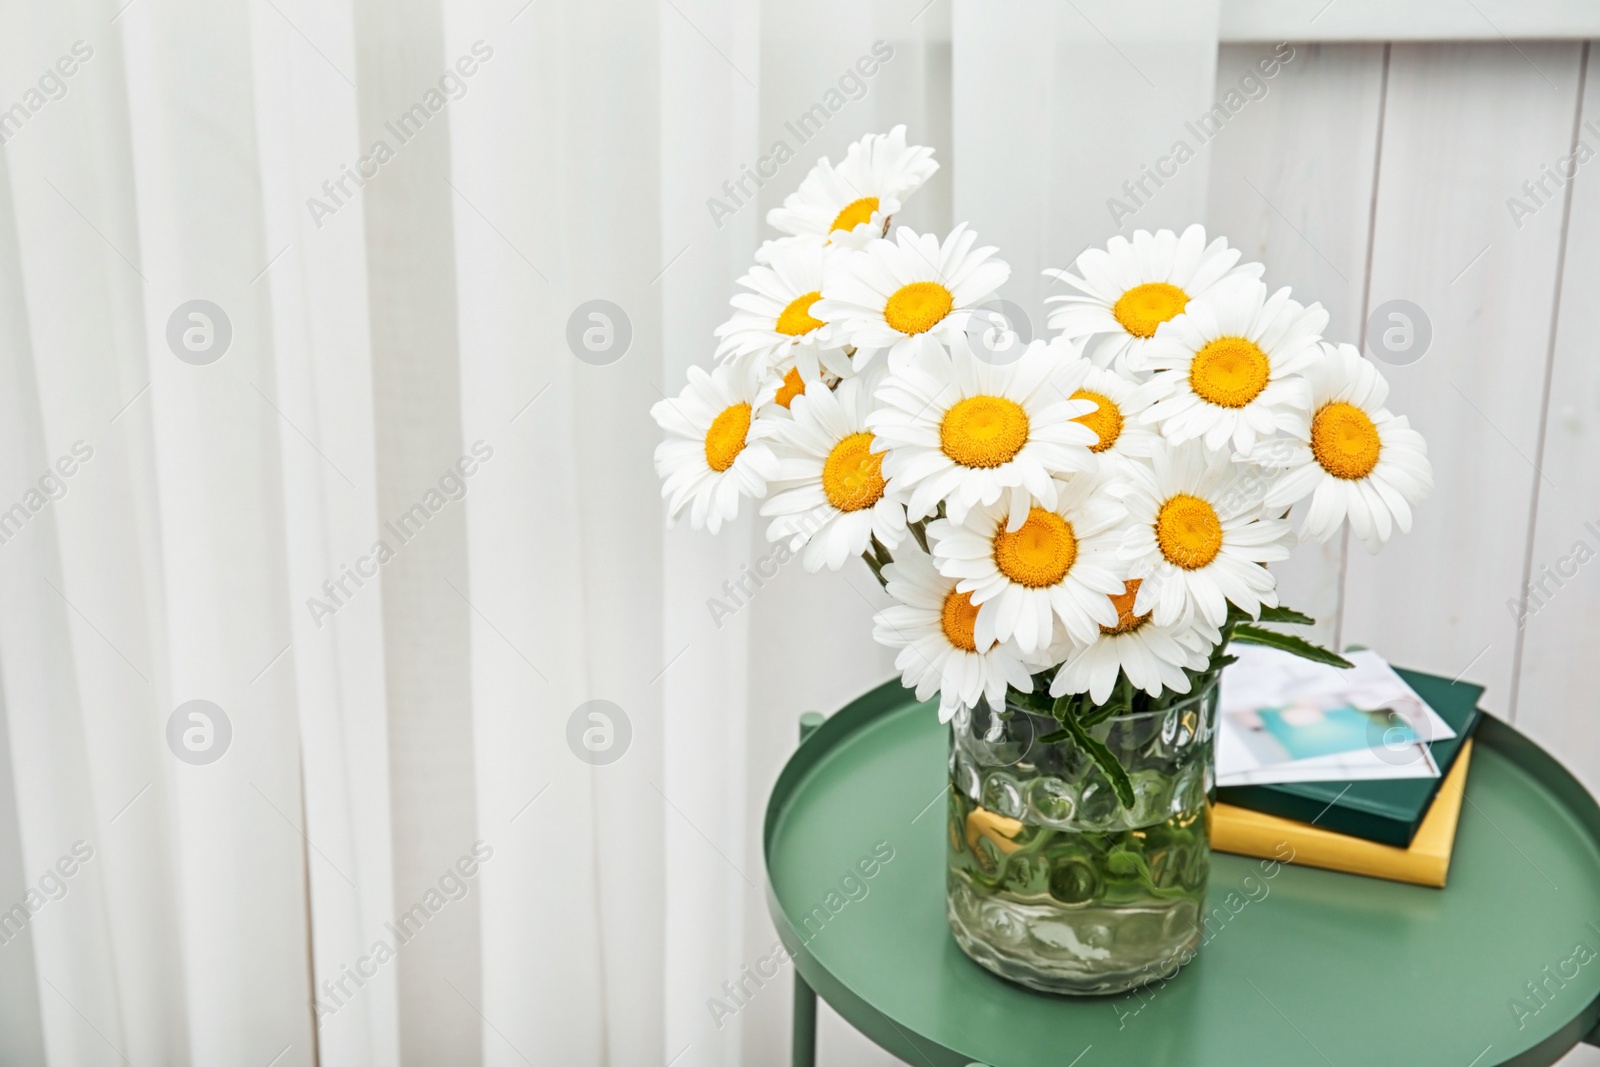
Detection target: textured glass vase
<box><xmin>945</xmin><ymin>681</ymin><xmax>1218</xmax><ymax>995</ymax></box>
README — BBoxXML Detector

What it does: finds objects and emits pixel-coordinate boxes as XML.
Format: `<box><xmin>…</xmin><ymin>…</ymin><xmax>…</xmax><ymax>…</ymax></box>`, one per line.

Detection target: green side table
<box><xmin>764</xmin><ymin>680</ymin><xmax>1600</xmax><ymax>1067</ymax></box>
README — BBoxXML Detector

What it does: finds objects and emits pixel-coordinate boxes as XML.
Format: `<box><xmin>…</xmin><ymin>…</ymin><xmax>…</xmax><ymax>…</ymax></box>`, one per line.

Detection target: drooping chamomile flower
<box><xmin>1261</xmin><ymin>342</ymin><xmax>1434</xmax><ymax>550</ymax></box>
<box><xmin>1042</xmin><ymin>224</ymin><xmax>1263</xmax><ymax>375</ymax></box>
<box><xmin>872</xmin><ymin>545</ymin><xmax>1035</xmax><ymax>723</ymax></box>
<box><xmin>767</xmin><ymin>125</ymin><xmax>939</xmax><ymax>249</ymax></box>
<box><xmin>760</xmin><ymin>376</ymin><xmax>907</xmax><ymax>572</ymax></box>
<box><xmin>651</xmin><ymin>363</ymin><xmax>778</xmax><ymax>535</ymax></box>
<box><xmin>815</xmin><ymin>223</ymin><xmax>1009</xmax><ymax>372</ymax></box>
<box><xmin>929</xmin><ymin>478</ymin><xmax>1128</xmax><ymax>656</ymax></box>
<box><xmin>1137</xmin><ymin>277</ymin><xmax>1326</xmax><ymax>454</ymax></box>
<box><xmin>1118</xmin><ymin>442</ymin><xmax>1294</xmax><ymax>629</ymax></box>
<box><xmin>866</xmin><ymin>333</ymin><xmax>1099</xmax><ymax>527</ymax></box>
<box><xmin>1047</xmin><ymin>579</ymin><xmax>1219</xmax><ymax>704</ymax></box>
<box><xmin>714</xmin><ymin>237</ymin><xmax>855</xmax><ymax>403</ymax></box>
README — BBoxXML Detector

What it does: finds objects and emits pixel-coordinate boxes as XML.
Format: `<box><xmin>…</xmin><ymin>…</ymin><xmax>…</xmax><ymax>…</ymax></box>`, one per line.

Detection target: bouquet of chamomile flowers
<box><xmin>652</xmin><ymin>126</ymin><xmax>1433</xmax><ymax>804</ymax></box>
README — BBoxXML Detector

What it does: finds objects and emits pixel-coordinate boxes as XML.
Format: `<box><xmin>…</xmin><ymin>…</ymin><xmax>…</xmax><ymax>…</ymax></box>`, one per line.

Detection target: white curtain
<box><xmin>0</xmin><ymin>1</ymin><xmax>1221</xmax><ymax>1065</ymax></box>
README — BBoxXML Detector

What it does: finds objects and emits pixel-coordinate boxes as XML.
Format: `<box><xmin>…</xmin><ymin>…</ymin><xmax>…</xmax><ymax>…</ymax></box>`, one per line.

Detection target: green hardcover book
<box><xmin>1214</xmin><ymin>668</ymin><xmax>1483</xmax><ymax>848</ymax></box>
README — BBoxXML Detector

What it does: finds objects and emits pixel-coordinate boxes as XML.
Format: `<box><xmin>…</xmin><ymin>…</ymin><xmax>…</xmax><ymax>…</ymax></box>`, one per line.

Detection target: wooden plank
<box><xmin>1341</xmin><ymin>42</ymin><xmax>1584</xmax><ymax>712</ymax></box>
<box><xmin>1221</xmin><ymin>0</ymin><xmax>1600</xmax><ymax>43</ymax></box>
<box><xmin>1205</xmin><ymin>42</ymin><xmax>1388</xmax><ymax>646</ymax></box>
<box><xmin>1513</xmin><ymin>42</ymin><xmax>1600</xmax><ymax>796</ymax></box>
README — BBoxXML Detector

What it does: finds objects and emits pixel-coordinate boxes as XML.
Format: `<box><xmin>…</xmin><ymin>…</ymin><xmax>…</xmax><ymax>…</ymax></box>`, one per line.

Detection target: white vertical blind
<box><xmin>444</xmin><ymin>0</ymin><xmax>621</xmax><ymax>1061</ymax></box>
<box><xmin>250</xmin><ymin>0</ymin><xmax>400</xmax><ymax>1057</ymax></box>
<box><xmin>121</xmin><ymin>0</ymin><xmax>321</xmax><ymax>1051</ymax></box>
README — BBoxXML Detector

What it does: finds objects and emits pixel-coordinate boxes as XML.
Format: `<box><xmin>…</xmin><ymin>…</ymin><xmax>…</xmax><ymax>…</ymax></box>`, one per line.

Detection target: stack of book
<box><xmin>1210</xmin><ymin>649</ymin><xmax>1483</xmax><ymax>888</ymax></box>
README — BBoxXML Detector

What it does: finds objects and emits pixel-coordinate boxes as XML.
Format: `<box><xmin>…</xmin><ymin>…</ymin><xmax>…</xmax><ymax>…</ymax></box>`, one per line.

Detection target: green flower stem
<box><xmin>860</xmin><ymin>549</ymin><xmax>887</xmax><ymax>588</ymax></box>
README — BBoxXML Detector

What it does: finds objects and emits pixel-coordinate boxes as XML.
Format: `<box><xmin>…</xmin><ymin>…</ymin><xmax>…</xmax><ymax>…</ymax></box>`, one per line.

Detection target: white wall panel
<box><xmin>1223</xmin><ymin>0</ymin><xmax>1600</xmax><ymax>44</ymax></box>
<box><xmin>1514</xmin><ymin>42</ymin><xmax>1600</xmax><ymax>796</ymax></box>
<box><xmin>1206</xmin><ymin>41</ymin><xmax>1388</xmax><ymax>647</ymax></box>
<box><xmin>1341</xmin><ymin>41</ymin><xmax>1583</xmax><ymax>712</ymax></box>
<box><xmin>952</xmin><ymin>0</ymin><xmax>1222</xmax><ymax>316</ymax></box>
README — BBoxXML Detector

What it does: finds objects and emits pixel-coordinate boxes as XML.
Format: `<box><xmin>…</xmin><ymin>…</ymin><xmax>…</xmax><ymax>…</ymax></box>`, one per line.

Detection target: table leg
<box><xmin>792</xmin><ymin>970</ymin><xmax>817</xmax><ymax>1067</ymax></box>
<box><xmin>799</xmin><ymin>711</ymin><xmax>824</xmax><ymax>744</ymax></box>
<box><xmin>791</xmin><ymin>711</ymin><xmax>824</xmax><ymax>1067</ymax></box>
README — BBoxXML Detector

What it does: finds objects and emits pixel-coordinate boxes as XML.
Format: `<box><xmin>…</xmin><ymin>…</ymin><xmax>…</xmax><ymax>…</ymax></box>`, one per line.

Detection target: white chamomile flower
<box><xmin>866</xmin><ymin>333</ymin><xmax>1099</xmax><ymax>526</ymax></box>
<box><xmin>714</xmin><ymin>238</ymin><xmax>855</xmax><ymax>393</ymax></box>
<box><xmin>930</xmin><ymin>478</ymin><xmax>1128</xmax><ymax>656</ymax></box>
<box><xmin>1261</xmin><ymin>342</ymin><xmax>1434</xmax><ymax>550</ymax></box>
<box><xmin>1119</xmin><ymin>443</ymin><xmax>1294</xmax><ymax>629</ymax></box>
<box><xmin>1138</xmin><ymin>277</ymin><xmax>1327</xmax><ymax>454</ymax></box>
<box><xmin>651</xmin><ymin>363</ymin><xmax>778</xmax><ymax>535</ymax></box>
<box><xmin>766</xmin><ymin>125</ymin><xmax>938</xmax><ymax>249</ymax></box>
<box><xmin>872</xmin><ymin>545</ymin><xmax>1035</xmax><ymax>722</ymax></box>
<box><xmin>1047</xmin><ymin>580</ymin><xmax>1219</xmax><ymax>703</ymax></box>
<box><xmin>1043</xmin><ymin>224</ymin><xmax>1263</xmax><ymax>374</ymax></box>
<box><xmin>760</xmin><ymin>377</ymin><xmax>907</xmax><ymax>572</ymax></box>
<box><xmin>1067</xmin><ymin>363</ymin><xmax>1162</xmax><ymax>477</ymax></box>
<box><xmin>814</xmin><ymin>223</ymin><xmax>1009</xmax><ymax>372</ymax></box>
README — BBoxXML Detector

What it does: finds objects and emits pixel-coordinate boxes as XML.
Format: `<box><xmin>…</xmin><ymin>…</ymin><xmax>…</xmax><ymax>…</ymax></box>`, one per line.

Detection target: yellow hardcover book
<box><xmin>1211</xmin><ymin>740</ymin><xmax>1474</xmax><ymax>888</ymax></box>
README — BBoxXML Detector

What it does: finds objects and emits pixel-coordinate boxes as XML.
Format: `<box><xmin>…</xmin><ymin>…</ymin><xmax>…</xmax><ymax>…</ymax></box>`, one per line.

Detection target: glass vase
<box><xmin>945</xmin><ymin>680</ymin><xmax>1218</xmax><ymax>995</ymax></box>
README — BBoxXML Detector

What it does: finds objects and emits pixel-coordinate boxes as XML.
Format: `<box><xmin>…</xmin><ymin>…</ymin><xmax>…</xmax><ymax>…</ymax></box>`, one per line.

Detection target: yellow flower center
<box><xmin>774</xmin><ymin>366</ymin><xmax>806</xmax><ymax>409</ymax></box>
<box><xmin>704</xmin><ymin>402</ymin><xmax>751</xmax><ymax>472</ymax></box>
<box><xmin>1156</xmin><ymin>494</ymin><xmax>1223</xmax><ymax>570</ymax></box>
<box><xmin>940</xmin><ymin>588</ymin><xmax>980</xmax><ymax>652</ymax></box>
<box><xmin>883</xmin><ymin>281</ymin><xmax>954</xmax><ymax>335</ymax></box>
<box><xmin>1070</xmin><ymin>389</ymin><xmax>1123</xmax><ymax>453</ymax></box>
<box><xmin>994</xmin><ymin>508</ymin><xmax>1078</xmax><ymax>589</ymax></box>
<box><xmin>1112</xmin><ymin>282</ymin><xmax>1188</xmax><ymax>339</ymax></box>
<box><xmin>829</xmin><ymin>196</ymin><xmax>880</xmax><ymax>234</ymax></box>
<box><xmin>820</xmin><ymin>432</ymin><xmax>886</xmax><ymax>512</ymax></box>
<box><xmin>1101</xmin><ymin>579</ymin><xmax>1151</xmax><ymax>635</ymax></box>
<box><xmin>1189</xmin><ymin>336</ymin><xmax>1271</xmax><ymax>409</ymax></box>
<box><xmin>940</xmin><ymin>395</ymin><xmax>1030</xmax><ymax>469</ymax></box>
<box><xmin>1310</xmin><ymin>401</ymin><xmax>1382</xmax><ymax>480</ymax></box>
<box><xmin>775</xmin><ymin>291</ymin><xmax>824</xmax><ymax>337</ymax></box>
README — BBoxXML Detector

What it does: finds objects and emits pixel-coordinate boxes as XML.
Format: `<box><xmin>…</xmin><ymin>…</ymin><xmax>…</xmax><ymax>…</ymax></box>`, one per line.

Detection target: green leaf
<box><xmin>1232</xmin><ymin>624</ymin><xmax>1354</xmax><ymax>669</ymax></box>
<box><xmin>1256</xmin><ymin>604</ymin><xmax>1316</xmax><ymax>626</ymax></box>
<box><xmin>1079</xmin><ymin>703</ymin><xmax>1116</xmax><ymax>729</ymax></box>
<box><xmin>1059</xmin><ymin>712</ymin><xmax>1136</xmax><ymax>809</ymax></box>
<box><xmin>1046</xmin><ymin>689</ymin><xmax>1137</xmax><ymax>808</ymax></box>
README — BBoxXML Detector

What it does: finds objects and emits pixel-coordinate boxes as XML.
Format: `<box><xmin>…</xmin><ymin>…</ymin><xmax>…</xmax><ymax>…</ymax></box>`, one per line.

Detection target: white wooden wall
<box><xmin>1204</xmin><ymin>40</ymin><xmax>1600</xmax><ymax>802</ymax></box>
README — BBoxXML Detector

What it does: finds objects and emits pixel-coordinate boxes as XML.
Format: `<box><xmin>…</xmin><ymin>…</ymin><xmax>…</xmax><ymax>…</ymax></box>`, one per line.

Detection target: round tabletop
<box><xmin>763</xmin><ymin>679</ymin><xmax>1600</xmax><ymax>1067</ymax></box>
